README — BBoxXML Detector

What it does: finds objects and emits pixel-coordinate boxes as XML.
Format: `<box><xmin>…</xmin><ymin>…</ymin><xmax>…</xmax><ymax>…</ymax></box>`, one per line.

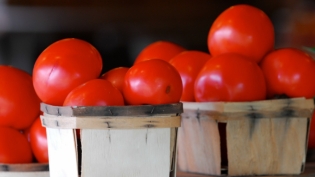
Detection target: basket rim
<box><xmin>41</xmin><ymin>102</ymin><xmax>183</xmax><ymax>117</ymax></box>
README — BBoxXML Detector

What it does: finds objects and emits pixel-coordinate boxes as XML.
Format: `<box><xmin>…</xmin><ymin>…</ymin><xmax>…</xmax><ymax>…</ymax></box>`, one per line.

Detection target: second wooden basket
<box><xmin>40</xmin><ymin>103</ymin><xmax>182</xmax><ymax>177</ymax></box>
<box><xmin>177</xmin><ymin>97</ymin><xmax>314</xmax><ymax>176</ymax></box>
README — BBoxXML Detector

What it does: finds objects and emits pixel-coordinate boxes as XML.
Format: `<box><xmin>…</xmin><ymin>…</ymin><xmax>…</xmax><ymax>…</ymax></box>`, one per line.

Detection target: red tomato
<box><xmin>30</xmin><ymin>117</ymin><xmax>48</xmax><ymax>163</ymax></box>
<box><xmin>123</xmin><ymin>59</ymin><xmax>182</xmax><ymax>105</ymax></box>
<box><xmin>33</xmin><ymin>38</ymin><xmax>103</xmax><ymax>106</ymax></box>
<box><xmin>260</xmin><ymin>48</ymin><xmax>315</xmax><ymax>99</ymax></box>
<box><xmin>63</xmin><ymin>79</ymin><xmax>124</xmax><ymax>106</ymax></box>
<box><xmin>0</xmin><ymin>127</ymin><xmax>33</xmax><ymax>163</ymax></box>
<box><xmin>208</xmin><ymin>4</ymin><xmax>274</xmax><ymax>63</ymax></box>
<box><xmin>308</xmin><ymin>112</ymin><xmax>315</xmax><ymax>149</ymax></box>
<box><xmin>0</xmin><ymin>65</ymin><xmax>40</xmax><ymax>130</ymax></box>
<box><xmin>133</xmin><ymin>41</ymin><xmax>186</xmax><ymax>64</ymax></box>
<box><xmin>169</xmin><ymin>50</ymin><xmax>211</xmax><ymax>101</ymax></box>
<box><xmin>100</xmin><ymin>67</ymin><xmax>129</xmax><ymax>93</ymax></box>
<box><xmin>22</xmin><ymin>126</ymin><xmax>31</xmax><ymax>142</ymax></box>
<box><xmin>194</xmin><ymin>53</ymin><xmax>266</xmax><ymax>102</ymax></box>
<box><xmin>63</xmin><ymin>79</ymin><xmax>124</xmax><ymax>140</ymax></box>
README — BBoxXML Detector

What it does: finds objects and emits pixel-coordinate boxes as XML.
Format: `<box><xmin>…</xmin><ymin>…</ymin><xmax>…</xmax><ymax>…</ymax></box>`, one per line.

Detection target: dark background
<box><xmin>0</xmin><ymin>0</ymin><xmax>314</xmax><ymax>74</ymax></box>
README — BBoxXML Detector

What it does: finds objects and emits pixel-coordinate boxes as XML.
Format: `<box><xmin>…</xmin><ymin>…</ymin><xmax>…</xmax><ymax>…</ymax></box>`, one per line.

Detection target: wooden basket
<box><xmin>0</xmin><ymin>163</ymin><xmax>49</xmax><ymax>177</ymax></box>
<box><xmin>177</xmin><ymin>97</ymin><xmax>314</xmax><ymax>176</ymax></box>
<box><xmin>40</xmin><ymin>103</ymin><xmax>183</xmax><ymax>177</ymax></box>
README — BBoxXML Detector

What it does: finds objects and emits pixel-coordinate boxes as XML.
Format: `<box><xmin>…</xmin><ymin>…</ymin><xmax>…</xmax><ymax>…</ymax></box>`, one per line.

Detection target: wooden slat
<box><xmin>177</xmin><ymin>162</ymin><xmax>315</xmax><ymax>177</ymax></box>
<box><xmin>46</xmin><ymin>128</ymin><xmax>78</xmax><ymax>177</ymax></box>
<box><xmin>177</xmin><ymin>113</ymin><xmax>221</xmax><ymax>175</ymax></box>
<box><xmin>41</xmin><ymin>103</ymin><xmax>183</xmax><ymax>117</ymax></box>
<box><xmin>80</xmin><ymin>128</ymin><xmax>173</xmax><ymax>177</ymax></box>
<box><xmin>183</xmin><ymin>98</ymin><xmax>314</xmax><ymax>121</ymax></box>
<box><xmin>41</xmin><ymin>114</ymin><xmax>181</xmax><ymax>129</ymax></box>
<box><xmin>0</xmin><ymin>163</ymin><xmax>48</xmax><ymax>172</ymax></box>
<box><xmin>227</xmin><ymin>117</ymin><xmax>308</xmax><ymax>176</ymax></box>
<box><xmin>0</xmin><ymin>171</ymin><xmax>50</xmax><ymax>177</ymax></box>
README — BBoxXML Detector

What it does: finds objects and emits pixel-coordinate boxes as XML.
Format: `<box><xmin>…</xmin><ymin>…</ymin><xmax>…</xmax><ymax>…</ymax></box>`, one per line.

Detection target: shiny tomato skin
<box><xmin>0</xmin><ymin>127</ymin><xmax>33</xmax><ymax>163</ymax></box>
<box><xmin>0</xmin><ymin>65</ymin><xmax>40</xmax><ymax>130</ymax></box>
<box><xmin>134</xmin><ymin>41</ymin><xmax>186</xmax><ymax>64</ymax></box>
<box><xmin>169</xmin><ymin>50</ymin><xmax>211</xmax><ymax>101</ymax></box>
<box><xmin>100</xmin><ymin>67</ymin><xmax>129</xmax><ymax>93</ymax></box>
<box><xmin>33</xmin><ymin>38</ymin><xmax>103</xmax><ymax>106</ymax></box>
<box><xmin>260</xmin><ymin>48</ymin><xmax>315</xmax><ymax>99</ymax></box>
<box><xmin>194</xmin><ymin>53</ymin><xmax>267</xmax><ymax>102</ymax></box>
<box><xmin>30</xmin><ymin>117</ymin><xmax>48</xmax><ymax>163</ymax></box>
<box><xmin>208</xmin><ymin>4</ymin><xmax>274</xmax><ymax>63</ymax></box>
<box><xmin>123</xmin><ymin>59</ymin><xmax>182</xmax><ymax>105</ymax></box>
<box><xmin>63</xmin><ymin>79</ymin><xmax>124</xmax><ymax>106</ymax></box>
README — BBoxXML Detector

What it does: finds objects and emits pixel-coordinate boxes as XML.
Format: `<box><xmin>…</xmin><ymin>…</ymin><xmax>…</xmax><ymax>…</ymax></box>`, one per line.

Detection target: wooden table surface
<box><xmin>176</xmin><ymin>162</ymin><xmax>315</xmax><ymax>177</ymax></box>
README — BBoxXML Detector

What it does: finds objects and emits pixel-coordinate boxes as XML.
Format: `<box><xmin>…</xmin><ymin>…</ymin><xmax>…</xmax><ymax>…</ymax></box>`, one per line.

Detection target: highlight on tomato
<box><xmin>169</xmin><ymin>50</ymin><xmax>211</xmax><ymax>102</ymax></box>
<box><xmin>194</xmin><ymin>53</ymin><xmax>267</xmax><ymax>102</ymax></box>
<box><xmin>100</xmin><ymin>67</ymin><xmax>129</xmax><ymax>93</ymax></box>
<box><xmin>260</xmin><ymin>48</ymin><xmax>315</xmax><ymax>99</ymax></box>
<box><xmin>123</xmin><ymin>59</ymin><xmax>183</xmax><ymax>105</ymax></box>
<box><xmin>0</xmin><ymin>65</ymin><xmax>40</xmax><ymax>130</ymax></box>
<box><xmin>133</xmin><ymin>40</ymin><xmax>186</xmax><ymax>64</ymax></box>
<box><xmin>208</xmin><ymin>4</ymin><xmax>275</xmax><ymax>63</ymax></box>
<box><xmin>33</xmin><ymin>38</ymin><xmax>103</xmax><ymax>106</ymax></box>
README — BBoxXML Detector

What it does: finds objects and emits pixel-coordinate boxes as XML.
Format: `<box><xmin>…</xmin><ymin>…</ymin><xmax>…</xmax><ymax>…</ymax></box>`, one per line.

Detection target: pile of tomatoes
<box><xmin>0</xmin><ymin>66</ymin><xmax>47</xmax><ymax>164</ymax></box>
<box><xmin>1</xmin><ymin>3</ymin><xmax>315</xmax><ymax>166</ymax></box>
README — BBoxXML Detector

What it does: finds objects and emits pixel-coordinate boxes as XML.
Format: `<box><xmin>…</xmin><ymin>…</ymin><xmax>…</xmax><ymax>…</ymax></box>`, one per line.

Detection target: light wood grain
<box><xmin>177</xmin><ymin>98</ymin><xmax>314</xmax><ymax>176</ymax></box>
<box><xmin>41</xmin><ymin>114</ymin><xmax>181</xmax><ymax>129</ymax></box>
<box><xmin>46</xmin><ymin>128</ymin><xmax>78</xmax><ymax>177</ymax></box>
<box><xmin>177</xmin><ymin>159</ymin><xmax>315</xmax><ymax>177</ymax></box>
<box><xmin>0</xmin><ymin>171</ymin><xmax>50</xmax><ymax>177</ymax></box>
<box><xmin>227</xmin><ymin>117</ymin><xmax>308</xmax><ymax>176</ymax></box>
<box><xmin>177</xmin><ymin>113</ymin><xmax>221</xmax><ymax>175</ymax></box>
<box><xmin>80</xmin><ymin>128</ymin><xmax>175</xmax><ymax>177</ymax></box>
<box><xmin>177</xmin><ymin>162</ymin><xmax>315</xmax><ymax>177</ymax></box>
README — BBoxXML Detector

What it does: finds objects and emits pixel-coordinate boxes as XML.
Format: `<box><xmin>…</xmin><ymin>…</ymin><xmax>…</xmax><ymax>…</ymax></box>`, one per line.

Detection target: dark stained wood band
<box><xmin>182</xmin><ymin>98</ymin><xmax>314</xmax><ymax>121</ymax></box>
<box><xmin>41</xmin><ymin>103</ymin><xmax>183</xmax><ymax>117</ymax></box>
<box><xmin>0</xmin><ymin>163</ymin><xmax>49</xmax><ymax>172</ymax></box>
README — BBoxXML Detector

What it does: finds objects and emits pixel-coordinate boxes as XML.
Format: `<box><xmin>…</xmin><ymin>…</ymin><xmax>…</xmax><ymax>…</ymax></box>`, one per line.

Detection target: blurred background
<box><xmin>0</xmin><ymin>0</ymin><xmax>314</xmax><ymax>74</ymax></box>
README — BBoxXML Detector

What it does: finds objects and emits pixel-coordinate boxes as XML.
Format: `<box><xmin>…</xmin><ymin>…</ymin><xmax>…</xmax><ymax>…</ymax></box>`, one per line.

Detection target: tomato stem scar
<box><xmin>165</xmin><ymin>85</ymin><xmax>171</xmax><ymax>94</ymax></box>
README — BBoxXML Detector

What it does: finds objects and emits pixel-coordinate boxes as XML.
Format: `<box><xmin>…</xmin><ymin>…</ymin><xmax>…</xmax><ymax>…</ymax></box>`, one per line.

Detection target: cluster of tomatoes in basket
<box><xmin>1</xmin><ymin>3</ymin><xmax>315</xmax><ymax>165</ymax></box>
<box><xmin>0</xmin><ymin>66</ymin><xmax>47</xmax><ymax>164</ymax></box>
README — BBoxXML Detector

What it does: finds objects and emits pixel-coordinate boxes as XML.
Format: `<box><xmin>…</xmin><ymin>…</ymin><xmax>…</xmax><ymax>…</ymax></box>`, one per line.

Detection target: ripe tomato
<box><xmin>100</xmin><ymin>67</ymin><xmax>129</xmax><ymax>93</ymax></box>
<box><xmin>63</xmin><ymin>79</ymin><xmax>124</xmax><ymax>106</ymax></box>
<box><xmin>0</xmin><ymin>65</ymin><xmax>40</xmax><ymax>130</ymax></box>
<box><xmin>169</xmin><ymin>50</ymin><xmax>211</xmax><ymax>101</ymax></box>
<box><xmin>133</xmin><ymin>40</ymin><xmax>186</xmax><ymax>64</ymax></box>
<box><xmin>194</xmin><ymin>53</ymin><xmax>266</xmax><ymax>102</ymax></box>
<box><xmin>260</xmin><ymin>48</ymin><xmax>315</xmax><ymax>99</ymax></box>
<box><xmin>33</xmin><ymin>38</ymin><xmax>103</xmax><ymax>106</ymax></box>
<box><xmin>0</xmin><ymin>127</ymin><xmax>33</xmax><ymax>163</ymax></box>
<box><xmin>29</xmin><ymin>117</ymin><xmax>48</xmax><ymax>163</ymax></box>
<box><xmin>22</xmin><ymin>126</ymin><xmax>31</xmax><ymax>142</ymax></box>
<box><xmin>308</xmin><ymin>112</ymin><xmax>315</xmax><ymax>149</ymax></box>
<box><xmin>123</xmin><ymin>59</ymin><xmax>182</xmax><ymax>105</ymax></box>
<box><xmin>208</xmin><ymin>4</ymin><xmax>274</xmax><ymax>63</ymax></box>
